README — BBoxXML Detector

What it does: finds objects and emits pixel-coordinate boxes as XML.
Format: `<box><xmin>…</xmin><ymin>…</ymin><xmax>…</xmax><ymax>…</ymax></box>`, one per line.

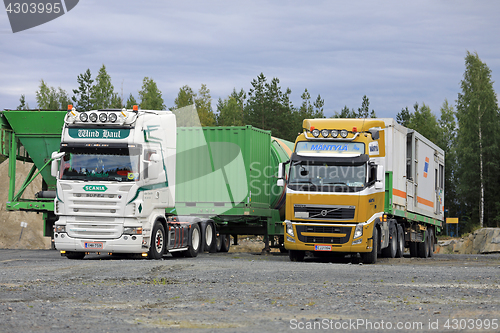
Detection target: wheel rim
<box><xmin>192</xmin><ymin>228</ymin><xmax>200</xmax><ymax>251</ymax></box>
<box><xmin>155</xmin><ymin>229</ymin><xmax>164</xmax><ymax>253</ymax></box>
<box><xmin>205</xmin><ymin>224</ymin><xmax>213</xmax><ymax>247</ymax></box>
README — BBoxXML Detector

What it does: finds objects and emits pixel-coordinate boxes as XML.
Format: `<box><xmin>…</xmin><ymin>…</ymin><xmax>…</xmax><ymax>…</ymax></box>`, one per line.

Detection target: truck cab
<box><xmin>51</xmin><ymin>106</ymin><xmax>180</xmax><ymax>259</ymax></box>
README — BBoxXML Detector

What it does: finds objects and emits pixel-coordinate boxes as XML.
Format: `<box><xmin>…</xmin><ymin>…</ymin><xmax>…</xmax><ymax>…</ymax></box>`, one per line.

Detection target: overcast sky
<box><xmin>1</xmin><ymin>1</ymin><xmax>499</xmax><ymax>118</ymax></box>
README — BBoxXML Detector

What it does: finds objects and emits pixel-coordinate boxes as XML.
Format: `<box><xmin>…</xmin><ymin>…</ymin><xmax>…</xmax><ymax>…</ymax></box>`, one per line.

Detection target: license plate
<box><xmin>315</xmin><ymin>245</ymin><xmax>332</xmax><ymax>251</ymax></box>
<box><xmin>84</xmin><ymin>242</ymin><xmax>103</xmax><ymax>249</ymax></box>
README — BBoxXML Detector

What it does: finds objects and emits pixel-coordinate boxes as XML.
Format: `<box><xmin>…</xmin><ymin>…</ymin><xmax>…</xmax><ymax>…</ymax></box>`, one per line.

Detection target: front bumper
<box><xmin>284</xmin><ymin>220</ymin><xmax>374</xmax><ymax>253</ymax></box>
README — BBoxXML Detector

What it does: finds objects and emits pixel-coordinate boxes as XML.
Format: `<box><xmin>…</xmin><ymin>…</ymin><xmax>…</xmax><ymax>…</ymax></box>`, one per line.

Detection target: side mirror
<box><xmin>277</xmin><ymin>163</ymin><xmax>283</xmax><ymax>179</ymax></box>
<box><xmin>51</xmin><ymin>160</ymin><xmax>59</xmax><ymax>178</ymax></box>
<box><xmin>277</xmin><ymin>179</ymin><xmax>284</xmax><ymax>187</ymax></box>
<box><xmin>375</xmin><ymin>165</ymin><xmax>384</xmax><ymax>189</ymax></box>
<box><xmin>50</xmin><ymin>151</ymin><xmax>65</xmax><ymax>178</ymax></box>
<box><xmin>368</xmin><ymin>128</ymin><xmax>380</xmax><ymax>140</ymax></box>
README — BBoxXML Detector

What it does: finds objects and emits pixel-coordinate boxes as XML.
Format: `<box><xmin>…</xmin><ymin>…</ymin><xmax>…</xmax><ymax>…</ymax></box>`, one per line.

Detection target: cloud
<box><xmin>0</xmin><ymin>0</ymin><xmax>498</xmax><ymax>118</ymax></box>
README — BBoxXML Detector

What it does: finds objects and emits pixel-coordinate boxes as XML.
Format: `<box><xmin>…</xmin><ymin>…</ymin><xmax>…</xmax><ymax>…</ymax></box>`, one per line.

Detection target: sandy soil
<box><xmin>0</xmin><ymin>159</ymin><xmax>51</xmax><ymax>249</ymax></box>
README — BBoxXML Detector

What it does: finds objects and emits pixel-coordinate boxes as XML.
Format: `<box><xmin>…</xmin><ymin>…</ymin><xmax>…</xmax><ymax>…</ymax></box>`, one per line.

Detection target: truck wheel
<box><xmin>66</xmin><ymin>252</ymin><xmax>85</xmax><ymax>260</ymax></box>
<box><xmin>381</xmin><ymin>225</ymin><xmax>397</xmax><ymax>258</ymax></box>
<box><xmin>171</xmin><ymin>251</ymin><xmax>185</xmax><ymax>258</ymax></box>
<box><xmin>185</xmin><ymin>224</ymin><xmax>201</xmax><ymax>258</ymax></box>
<box><xmin>289</xmin><ymin>250</ymin><xmax>305</xmax><ymax>262</ymax></box>
<box><xmin>395</xmin><ymin>224</ymin><xmax>405</xmax><ymax>258</ymax></box>
<box><xmin>417</xmin><ymin>231</ymin><xmax>430</xmax><ymax>258</ymax></box>
<box><xmin>203</xmin><ymin>222</ymin><xmax>214</xmax><ymax>252</ymax></box>
<box><xmin>361</xmin><ymin>227</ymin><xmax>378</xmax><ymax>264</ymax></box>
<box><xmin>216</xmin><ymin>234</ymin><xmax>223</xmax><ymax>252</ymax></box>
<box><xmin>149</xmin><ymin>221</ymin><xmax>165</xmax><ymax>259</ymax></box>
<box><xmin>220</xmin><ymin>235</ymin><xmax>231</xmax><ymax>252</ymax></box>
<box><xmin>428</xmin><ymin>228</ymin><xmax>434</xmax><ymax>257</ymax></box>
<box><xmin>409</xmin><ymin>242</ymin><xmax>418</xmax><ymax>257</ymax></box>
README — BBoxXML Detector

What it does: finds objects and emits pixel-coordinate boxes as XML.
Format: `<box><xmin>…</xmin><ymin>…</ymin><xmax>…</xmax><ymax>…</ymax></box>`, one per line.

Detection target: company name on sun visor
<box><xmin>295</xmin><ymin>142</ymin><xmax>364</xmax><ymax>154</ymax></box>
<box><xmin>69</xmin><ymin>128</ymin><xmax>130</xmax><ymax>139</ymax></box>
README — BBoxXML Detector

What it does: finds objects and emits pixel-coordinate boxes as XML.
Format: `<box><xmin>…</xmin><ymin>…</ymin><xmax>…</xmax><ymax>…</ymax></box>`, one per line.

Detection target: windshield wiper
<box><xmin>324</xmin><ymin>182</ymin><xmax>348</xmax><ymax>186</ymax></box>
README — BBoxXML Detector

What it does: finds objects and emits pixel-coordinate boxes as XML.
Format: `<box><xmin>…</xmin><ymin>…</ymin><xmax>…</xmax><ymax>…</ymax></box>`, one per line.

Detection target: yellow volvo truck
<box><xmin>278</xmin><ymin>118</ymin><xmax>444</xmax><ymax>263</ymax></box>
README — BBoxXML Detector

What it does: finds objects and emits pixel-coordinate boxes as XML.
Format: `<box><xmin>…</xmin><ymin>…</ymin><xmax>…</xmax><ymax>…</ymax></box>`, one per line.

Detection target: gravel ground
<box><xmin>1</xmin><ymin>247</ymin><xmax>499</xmax><ymax>333</ymax></box>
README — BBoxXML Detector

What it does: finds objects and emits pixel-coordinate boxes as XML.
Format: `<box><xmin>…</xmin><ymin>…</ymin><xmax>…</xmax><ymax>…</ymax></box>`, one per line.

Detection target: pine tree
<box><xmin>72</xmin><ymin>69</ymin><xmax>93</xmax><ymax>111</ymax></box>
<box><xmin>138</xmin><ymin>77</ymin><xmax>165</xmax><ymax>110</ymax></box>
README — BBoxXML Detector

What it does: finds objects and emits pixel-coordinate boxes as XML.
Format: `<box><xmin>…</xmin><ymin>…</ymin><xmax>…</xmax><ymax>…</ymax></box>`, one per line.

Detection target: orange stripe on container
<box><xmin>417</xmin><ymin>196</ymin><xmax>434</xmax><ymax>208</ymax></box>
<box><xmin>272</xmin><ymin>137</ymin><xmax>293</xmax><ymax>157</ymax></box>
<box><xmin>393</xmin><ymin>189</ymin><xmax>406</xmax><ymax>198</ymax></box>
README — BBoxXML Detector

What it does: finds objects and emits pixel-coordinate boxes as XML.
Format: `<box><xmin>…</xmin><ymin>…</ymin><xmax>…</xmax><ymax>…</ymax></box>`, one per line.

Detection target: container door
<box><xmin>406</xmin><ymin>180</ymin><xmax>415</xmax><ymax>211</ymax></box>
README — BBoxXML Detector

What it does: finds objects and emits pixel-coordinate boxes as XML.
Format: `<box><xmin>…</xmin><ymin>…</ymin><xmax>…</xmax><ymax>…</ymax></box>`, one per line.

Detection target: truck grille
<box><xmin>296</xmin><ymin>225</ymin><xmax>352</xmax><ymax>245</ymax></box>
<box><xmin>66</xmin><ymin>219</ymin><xmax>122</xmax><ymax>239</ymax></box>
<box><xmin>294</xmin><ymin>204</ymin><xmax>355</xmax><ymax>220</ymax></box>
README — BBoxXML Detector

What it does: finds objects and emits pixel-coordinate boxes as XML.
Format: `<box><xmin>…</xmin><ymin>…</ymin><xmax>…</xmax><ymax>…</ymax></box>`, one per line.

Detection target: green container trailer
<box><xmin>0</xmin><ymin>110</ymin><xmax>66</xmax><ymax>238</ymax></box>
<box><xmin>170</xmin><ymin>126</ymin><xmax>294</xmax><ymax>249</ymax></box>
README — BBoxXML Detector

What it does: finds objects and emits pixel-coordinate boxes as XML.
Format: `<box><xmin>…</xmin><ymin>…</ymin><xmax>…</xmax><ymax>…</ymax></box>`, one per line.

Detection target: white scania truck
<box><xmin>52</xmin><ymin>106</ymin><xmax>212</xmax><ymax>259</ymax></box>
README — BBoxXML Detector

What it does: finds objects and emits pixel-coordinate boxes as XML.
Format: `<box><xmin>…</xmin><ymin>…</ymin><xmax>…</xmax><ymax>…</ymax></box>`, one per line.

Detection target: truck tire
<box><xmin>149</xmin><ymin>221</ymin><xmax>166</xmax><ymax>260</ymax></box>
<box><xmin>216</xmin><ymin>234</ymin><xmax>223</xmax><ymax>252</ymax></box>
<box><xmin>381</xmin><ymin>225</ymin><xmax>397</xmax><ymax>258</ymax></box>
<box><xmin>289</xmin><ymin>250</ymin><xmax>305</xmax><ymax>262</ymax></box>
<box><xmin>203</xmin><ymin>222</ymin><xmax>214</xmax><ymax>252</ymax></box>
<box><xmin>185</xmin><ymin>224</ymin><xmax>201</xmax><ymax>258</ymax></box>
<box><xmin>220</xmin><ymin>235</ymin><xmax>231</xmax><ymax>253</ymax></box>
<box><xmin>409</xmin><ymin>242</ymin><xmax>418</xmax><ymax>257</ymax></box>
<box><xmin>66</xmin><ymin>252</ymin><xmax>85</xmax><ymax>260</ymax></box>
<box><xmin>417</xmin><ymin>230</ymin><xmax>430</xmax><ymax>258</ymax></box>
<box><xmin>428</xmin><ymin>228</ymin><xmax>434</xmax><ymax>257</ymax></box>
<box><xmin>361</xmin><ymin>227</ymin><xmax>378</xmax><ymax>264</ymax></box>
<box><xmin>171</xmin><ymin>251</ymin><xmax>185</xmax><ymax>258</ymax></box>
<box><xmin>395</xmin><ymin>224</ymin><xmax>405</xmax><ymax>258</ymax></box>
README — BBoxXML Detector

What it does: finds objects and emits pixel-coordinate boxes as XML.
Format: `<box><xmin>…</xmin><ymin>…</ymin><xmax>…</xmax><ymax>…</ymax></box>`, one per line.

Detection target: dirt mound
<box><xmin>0</xmin><ymin>159</ymin><xmax>51</xmax><ymax>249</ymax></box>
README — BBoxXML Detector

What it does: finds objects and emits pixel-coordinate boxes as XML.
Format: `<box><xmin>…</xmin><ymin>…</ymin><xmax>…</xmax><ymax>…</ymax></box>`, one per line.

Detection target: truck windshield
<box><xmin>60</xmin><ymin>152</ymin><xmax>140</xmax><ymax>182</ymax></box>
<box><xmin>288</xmin><ymin>161</ymin><xmax>366</xmax><ymax>192</ymax></box>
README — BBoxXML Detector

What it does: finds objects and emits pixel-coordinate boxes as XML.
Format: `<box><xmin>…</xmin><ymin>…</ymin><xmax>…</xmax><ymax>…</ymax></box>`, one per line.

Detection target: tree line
<box><xmin>395</xmin><ymin>51</ymin><xmax>499</xmax><ymax>232</ymax></box>
<box><xmin>15</xmin><ymin>51</ymin><xmax>499</xmax><ymax>231</ymax></box>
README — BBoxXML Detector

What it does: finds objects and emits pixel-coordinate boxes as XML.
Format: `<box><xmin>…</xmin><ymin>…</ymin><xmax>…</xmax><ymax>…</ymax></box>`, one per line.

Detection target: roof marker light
<box><xmin>331</xmin><ymin>129</ymin><xmax>339</xmax><ymax>138</ymax></box>
<box><xmin>321</xmin><ymin>129</ymin><xmax>329</xmax><ymax>138</ymax></box>
<box><xmin>352</xmin><ymin>127</ymin><xmax>357</xmax><ymax>133</ymax></box>
<box><xmin>340</xmin><ymin>129</ymin><xmax>348</xmax><ymax>138</ymax></box>
<box><xmin>133</xmin><ymin>105</ymin><xmax>138</xmax><ymax>111</ymax></box>
<box><xmin>311</xmin><ymin>129</ymin><xmax>320</xmax><ymax>138</ymax></box>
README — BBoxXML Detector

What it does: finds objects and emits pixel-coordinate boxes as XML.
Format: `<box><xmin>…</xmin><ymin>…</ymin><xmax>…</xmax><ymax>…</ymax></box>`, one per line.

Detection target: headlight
<box><xmin>123</xmin><ymin>227</ymin><xmax>143</xmax><ymax>235</ymax></box>
<box><xmin>331</xmin><ymin>129</ymin><xmax>339</xmax><ymax>138</ymax></box>
<box><xmin>79</xmin><ymin>112</ymin><xmax>88</xmax><ymax>122</ymax></box>
<box><xmin>108</xmin><ymin>113</ymin><xmax>117</xmax><ymax>123</ymax></box>
<box><xmin>353</xmin><ymin>223</ymin><xmax>363</xmax><ymax>239</ymax></box>
<box><xmin>340</xmin><ymin>129</ymin><xmax>348</xmax><ymax>138</ymax></box>
<box><xmin>311</xmin><ymin>129</ymin><xmax>320</xmax><ymax>138</ymax></box>
<box><xmin>321</xmin><ymin>129</ymin><xmax>329</xmax><ymax>138</ymax></box>
<box><xmin>99</xmin><ymin>113</ymin><xmax>108</xmax><ymax>122</ymax></box>
<box><xmin>285</xmin><ymin>221</ymin><xmax>294</xmax><ymax>237</ymax></box>
<box><xmin>89</xmin><ymin>112</ymin><xmax>98</xmax><ymax>122</ymax></box>
<box><xmin>54</xmin><ymin>225</ymin><xmax>66</xmax><ymax>233</ymax></box>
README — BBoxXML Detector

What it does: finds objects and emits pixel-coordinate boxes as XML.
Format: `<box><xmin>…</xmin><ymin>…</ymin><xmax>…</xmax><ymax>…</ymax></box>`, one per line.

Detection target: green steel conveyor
<box><xmin>0</xmin><ymin>110</ymin><xmax>66</xmax><ymax>237</ymax></box>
